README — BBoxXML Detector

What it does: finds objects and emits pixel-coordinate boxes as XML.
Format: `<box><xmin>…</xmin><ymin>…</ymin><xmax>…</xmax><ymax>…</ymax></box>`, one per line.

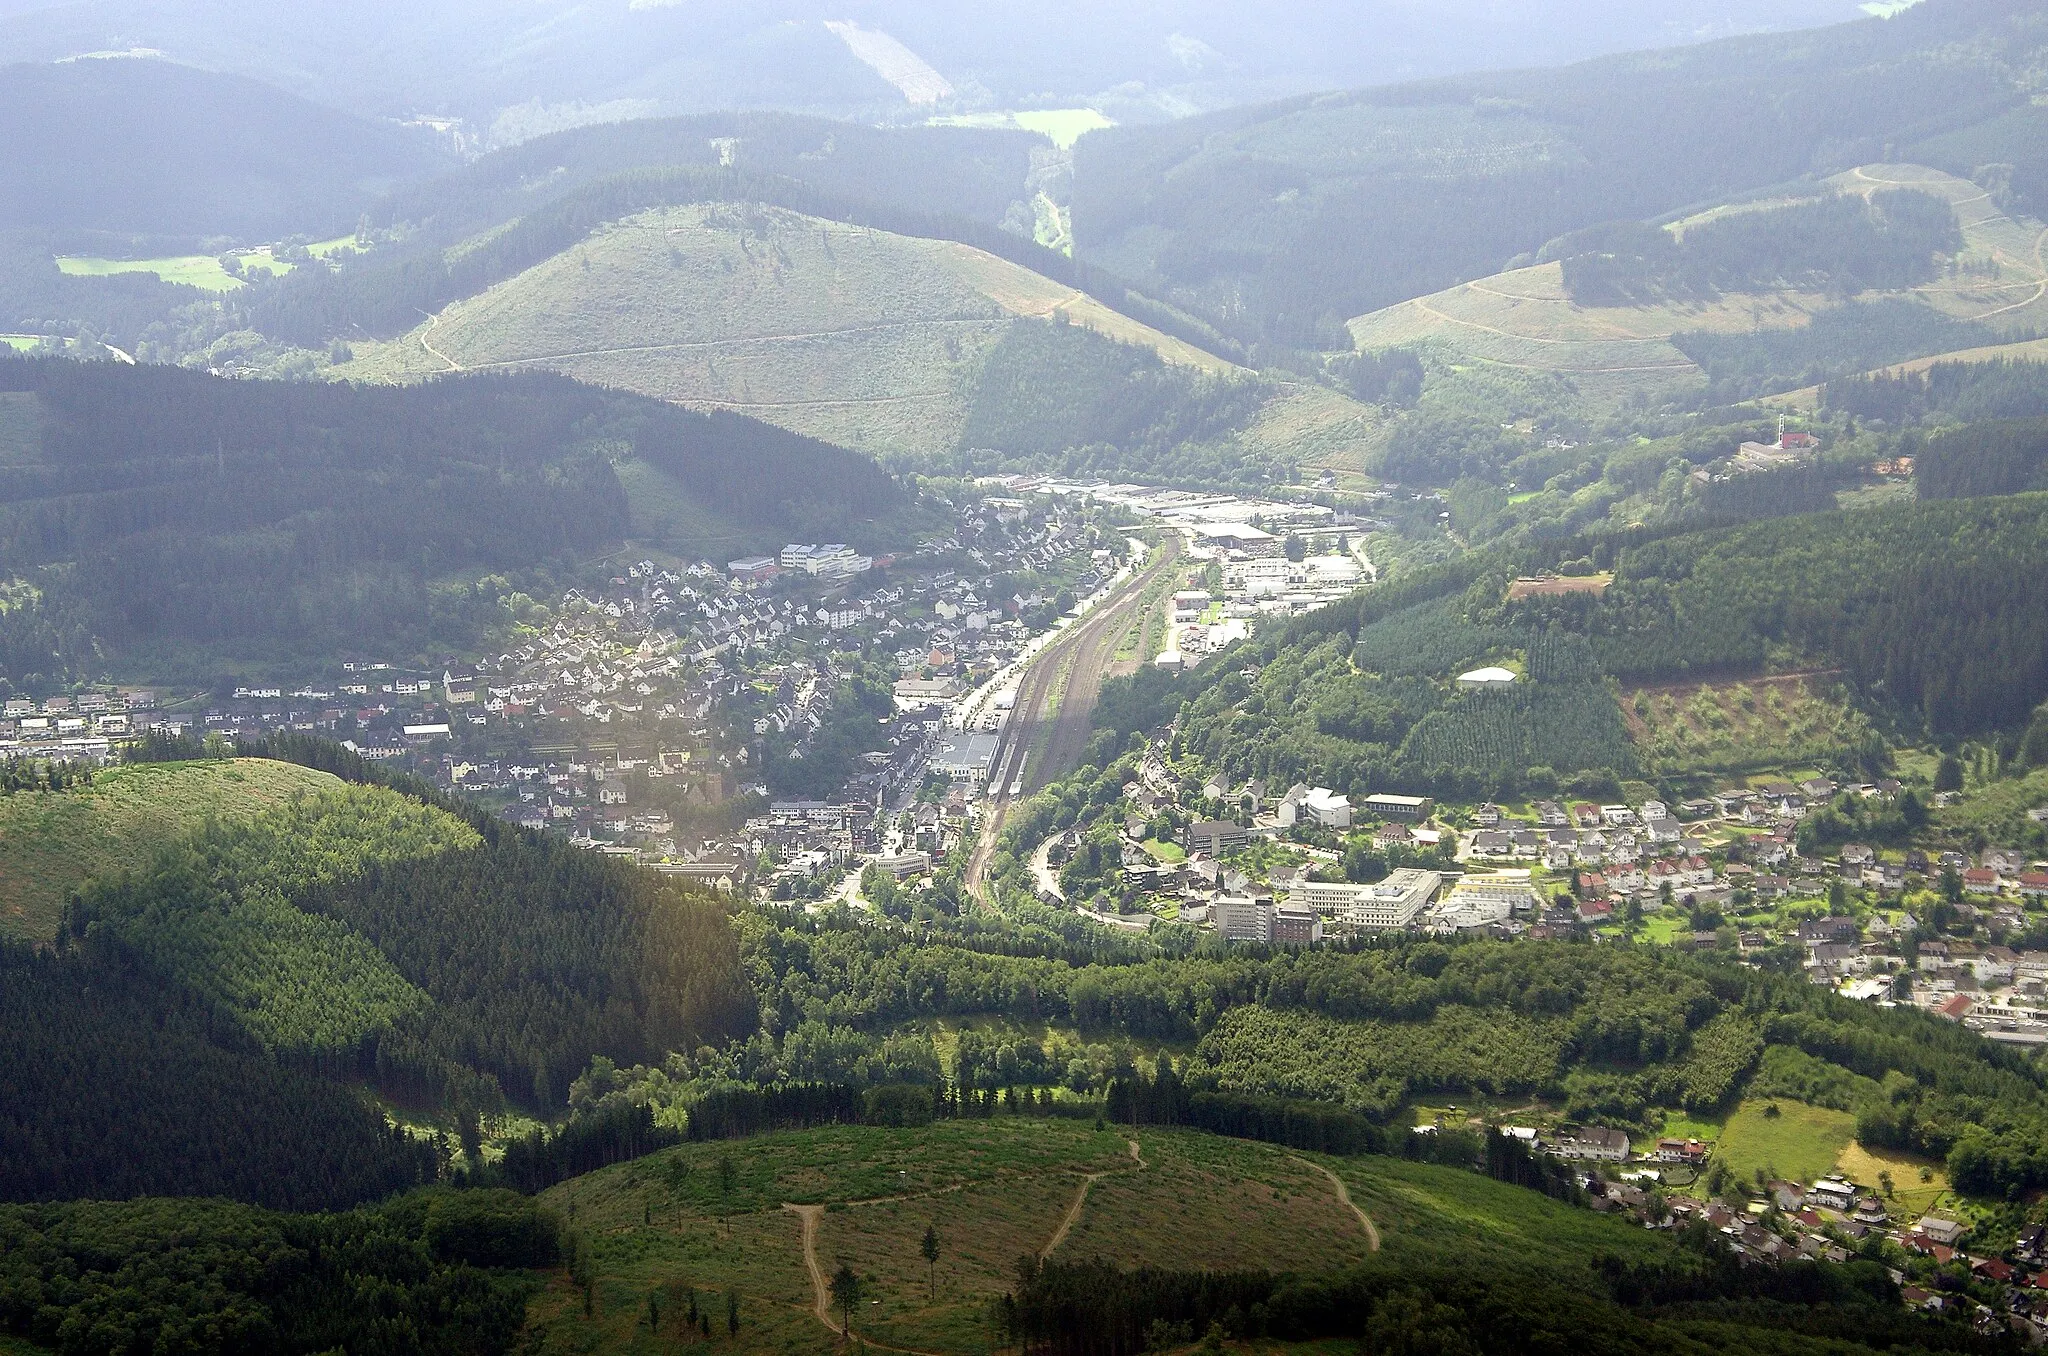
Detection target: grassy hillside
<box><xmin>346</xmin><ymin>202</ymin><xmax>1350</xmax><ymax>471</ymax></box>
<box><xmin>530</xmin><ymin>1119</ymin><xmax>1674</xmax><ymax>1355</ymax></box>
<box><xmin>0</xmin><ymin>57</ymin><xmax>450</xmax><ymax>238</ymax></box>
<box><xmin>0</xmin><ymin>756</ymin><xmax>333</xmax><ymax>942</ymax></box>
<box><xmin>1347</xmin><ymin>164</ymin><xmax>2048</xmax><ymax>416</ymax></box>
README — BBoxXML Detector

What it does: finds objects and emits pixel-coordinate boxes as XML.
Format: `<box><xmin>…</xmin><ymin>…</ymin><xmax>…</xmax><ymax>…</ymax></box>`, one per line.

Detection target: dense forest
<box><xmin>0</xmin><ymin>353</ymin><xmax>901</xmax><ymax>686</ymax></box>
<box><xmin>0</xmin><ymin>943</ymin><xmax>442</xmax><ymax>1210</ymax></box>
<box><xmin>581</xmin><ymin>894</ymin><xmax>2048</xmax><ymax>1203</ymax></box>
<box><xmin>1586</xmin><ymin>494</ymin><xmax>2048</xmax><ymax>734</ymax></box>
<box><xmin>1070</xmin><ymin>0</ymin><xmax>2039</xmax><ymax>346</ymax></box>
<box><xmin>997</xmin><ymin>1248</ymin><xmax>1991</xmax><ymax>1356</ymax></box>
<box><xmin>1915</xmin><ymin>416</ymin><xmax>2048</xmax><ymax>498</ymax></box>
<box><xmin>1557</xmin><ymin>190</ymin><xmax>1959</xmax><ymax>305</ymax></box>
<box><xmin>1830</xmin><ymin>365</ymin><xmax>2048</xmax><ymax>430</ymax></box>
<box><xmin>953</xmin><ymin>320</ymin><xmax>1270</xmax><ymax>485</ymax></box>
<box><xmin>0</xmin><ymin>1189</ymin><xmax>554</xmax><ymax>1356</ymax></box>
<box><xmin>3</xmin><ymin>737</ymin><xmax>756</xmax><ymax>1209</ymax></box>
<box><xmin>1672</xmin><ymin>298</ymin><xmax>2008</xmax><ymax>401</ymax></box>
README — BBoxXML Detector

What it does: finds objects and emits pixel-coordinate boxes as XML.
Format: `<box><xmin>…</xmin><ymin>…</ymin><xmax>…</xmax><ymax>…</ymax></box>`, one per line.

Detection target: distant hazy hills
<box><xmin>0</xmin><ymin>58</ymin><xmax>452</xmax><ymax>239</ymax></box>
<box><xmin>0</xmin><ymin>0</ymin><xmax>1872</xmax><ymax>134</ymax></box>
<box><xmin>1348</xmin><ymin>164</ymin><xmax>2048</xmax><ymax>414</ymax></box>
<box><xmin>1073</xmin><ymin>0</ymin><xmax>2048</xmax><ymax>349</ymax></box>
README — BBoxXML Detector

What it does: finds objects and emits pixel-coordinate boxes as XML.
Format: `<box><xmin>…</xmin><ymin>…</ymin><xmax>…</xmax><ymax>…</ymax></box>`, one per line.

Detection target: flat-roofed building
<box><xmin>870</xmin><ymin>851</ymin><xmax>931</xmax><ymax>880</ymax></box>
<box><xmin>1296</xmin><ymin>869</ymin><xmax>1441</xmax><ymax>931</ymax></box>
<box><xmin>1271</xmin><ymin>903</ymin><xmax>1322</xmax><ymax>945</ymax></box>
<box><xmin>1214</xmin><ymin>894</ymin><xmax>1274</xmax><ymax>943</ymax></box>
<box><xmin>930</xmin><ymin>732</ymin><xmax>1001</xmax><ymax>783</ymax></box>
<box><xmin>1362</xmin><ymin>793</ymin><xmax>1434</xmax><ymax>820</ymax></box>
<box><xmin>1190</xmin><ymin>820</ymin><xmax>1249</xmax><ymax>855</ymax></box>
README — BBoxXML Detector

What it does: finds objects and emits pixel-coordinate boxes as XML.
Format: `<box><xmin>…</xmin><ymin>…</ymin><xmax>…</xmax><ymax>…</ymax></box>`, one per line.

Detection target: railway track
<box><xmin>964</xmin><ymin>536</ymin><xmax>1183</xmax><ymax>904</ymax></box>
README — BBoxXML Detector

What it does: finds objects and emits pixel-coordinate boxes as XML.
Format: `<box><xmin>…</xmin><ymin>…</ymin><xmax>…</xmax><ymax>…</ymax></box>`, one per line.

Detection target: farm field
<box><xmin>1710</xmin><ymin>1099</ymin><xmax>1858</xmax><ymax>1189</ymax></box>
<box><xmin>348</xmin><ymin>202</ymin><xmax>1234</xmax><ymax>461</ymax></box>
<box><xmin>1621</xmin><ymin>673</ymin><xmax>1875</xmax><ymax>776</ymax></box>
<box><xmin>530</xmin><ymin>1119</ymin><xmax>1681</xmax><ymax>1356</ymax></box>
<box><xmin>0</xmin><ymin>757</ymin><xmax>336</xmax><ymax>942</ymax></box>
<box><xmin>54</xmin><ymin>249</ymin><xmax>292</xmax><ymax>291</ymax></box>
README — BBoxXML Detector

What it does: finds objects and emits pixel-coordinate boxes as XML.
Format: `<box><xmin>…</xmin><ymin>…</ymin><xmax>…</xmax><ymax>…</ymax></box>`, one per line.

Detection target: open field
<box><xmin>1711</xmin><ymin>1099</ymin><xmax>1857</xmax><ymax>1188</ymax></box>
<box><xmin>1059</xmin><ymin>1133</ymin><xmax>1377</xmax><ymax>1274</ymax></box>
<box><xmin>0</xmin><ymin>335</ymin><xmax>50</xmax><ymax>352</ymax></box>
<box><xmin>54</xmin><ymin>248</ymin><xmax>292</xmax><ymax>292</ymax></box>
<box><xmin>1241</xmin><ymin>383</ymin><xmax>1385</xmax><ymax>478</ymax></box>
<box><xmin>1833</xmin><ymin>165</ymin><xmax>2048</xmax><ymax>329</ymax></box>
<box><xmin>1834</xmin><ymin>1141</ymin><xmax>1953</xmax><ymax>1218</ymax></box>
<box><xmin>1335</xmin><ymin>1153</ymin><xmax>1673</xmax><ymax>1271</ymax></box>
<box><xmin>1347</xmin><ymin>163</ymin><xmax>2048</xmax><ymax>413</ymax></box>
<box><xmin>930</xmin><ymin>108</ymin><xmax>1113</xmax><ymax>149</ymax></box>
<box><xmin>349</xmin><ymin>203</ymin><xmax>1235</xmax><ymax>460</ymax></box>
<box><xmin>0</xmin><ymin>757</ymin><xmax>337</xmax><ymax>942</ymax></box>
<box><xmin>1621</xmin><ymin>673</ymin><xmax>1873</xmax><ymax>776</ymax></box>
<box><xmin>529</xmin><ymin>1119</ymin><xmax>1681</xmax><ymax>1355</ymax></box>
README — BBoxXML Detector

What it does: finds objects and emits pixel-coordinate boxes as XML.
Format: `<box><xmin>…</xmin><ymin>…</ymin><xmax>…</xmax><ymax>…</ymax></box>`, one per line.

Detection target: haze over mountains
<box><xmin>0</xmin><ymin>0</ymin><xmax>1876</xmax><ymax>138</ymax></box>
<box><xmin>15</xmin><ymin>6</ymin><xmax>2048</xmax><ymax>1356</ymax></box>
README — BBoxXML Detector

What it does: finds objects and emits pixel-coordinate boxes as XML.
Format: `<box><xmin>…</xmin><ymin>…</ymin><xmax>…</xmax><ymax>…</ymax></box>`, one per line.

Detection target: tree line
<box><xmin>0</xmin><ymin>1188</ymin><xmax>557</xmax><ymax>1356</ymax></box>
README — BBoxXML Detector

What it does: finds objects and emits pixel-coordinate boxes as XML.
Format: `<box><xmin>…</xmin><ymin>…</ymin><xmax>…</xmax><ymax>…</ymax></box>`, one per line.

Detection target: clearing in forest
<box><xmin>0</xmin><ymin>757</ymin><xmax>336</xmax><ymax>942</ymax></box>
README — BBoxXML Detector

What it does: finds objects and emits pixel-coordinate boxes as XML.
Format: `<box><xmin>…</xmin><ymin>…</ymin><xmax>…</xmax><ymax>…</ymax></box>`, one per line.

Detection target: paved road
<box><xmin>965</xmin><ymin>536</ymin><xmax>1183</xmax><ymax>904</ymax></box>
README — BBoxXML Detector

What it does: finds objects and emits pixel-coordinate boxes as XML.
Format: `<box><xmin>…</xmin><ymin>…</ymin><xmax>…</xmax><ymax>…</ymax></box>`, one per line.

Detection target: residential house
<box><xmin>1550</xmin><ymin>1126</ymin><xmax>1631</xmax><ymax>1162</ymax></box>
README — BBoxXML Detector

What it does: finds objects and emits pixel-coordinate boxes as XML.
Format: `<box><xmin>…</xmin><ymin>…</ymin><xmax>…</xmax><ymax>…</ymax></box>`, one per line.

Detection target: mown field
<box><xmin>0</xmin><ymin>757</ymin><xmax>336</xmax><ymax>942</ymax></box>
<box><xmin>55</xmin><ymin>249</ymin><xmax>291</xmax><ymax>292</ymax></box>
<box><xmin>1711</xmin><ymin>1098</ymin><xmax>1857</xmax><ymax>1188</ymax></box>
<box><xmin>529</xmin><ymin>1119</ymin><xmax>1681</xmax><ymax>1356</ymax></box>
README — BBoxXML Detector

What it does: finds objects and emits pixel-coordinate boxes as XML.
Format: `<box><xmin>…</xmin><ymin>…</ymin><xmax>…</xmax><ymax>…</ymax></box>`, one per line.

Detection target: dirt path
<box><xmin>432</xmin><ymin>315</ymin><xmax>1003</xmax><ymax>372</ymax></box>
<box><xmin>785</xmin><ymin>1204</ymin><xmax>833</xmax><ymax>1329</ymax></box>
<box><xmin>1039</xmin><ymin>1176</ymin><xmax>1101</xmax><ymax>1260</ymax></box>
<box><xmin>1039</xmin><ymin>1140</ymin><xmax>1146</xmax><ymax>1260</ymax></box>
<box><xmin>419</xmin><ymin>313</ymin><xmax>463</xmax><ymax>372</ymax></box>
<box><xmin>1294</xmin><ymin>1159</ymin><xmax>1380</xmax><ymax>1252</ymax></box>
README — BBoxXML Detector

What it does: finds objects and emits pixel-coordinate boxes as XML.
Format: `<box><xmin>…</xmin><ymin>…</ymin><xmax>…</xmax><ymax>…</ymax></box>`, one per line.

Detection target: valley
<box><xmin>11</xmin><ymin>5</ymin><xmax>2048</xmax><ymax>1356</ymax></box>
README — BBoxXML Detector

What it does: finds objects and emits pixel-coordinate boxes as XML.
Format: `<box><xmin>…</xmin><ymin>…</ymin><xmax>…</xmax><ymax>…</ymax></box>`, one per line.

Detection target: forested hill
<box><xmin>0</xmin><ymin>58</ymin><xmax>451</xmax><ymax>240</ymax></box>
<box><xmin>382</xmin><ymin>113</ymin><xmax>1040</xmax><ymax>238</ymax></box>
<box><xmin>1155</xmin><ymin>491</ymin><xmax>2048</xmax><ymax>801</ymax></box>
<box><xmin>1070</xmin><ymin>0</ymin><xmax>2048</xmax><ymax>347</ymax></box>
<box><xmin>245</xmin><ymin>138</ymin><xmax>1237</xmax><ymax>364</ymax></box>
<box><xmin>0</xmin><ymin>353</ymin><xmax>902</xmax><ymax>685</ymax></box>
<box><xmin>2</xmin><ymin>736</ymin><xmax>756</xmax><ymax>1210</ymax></box>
